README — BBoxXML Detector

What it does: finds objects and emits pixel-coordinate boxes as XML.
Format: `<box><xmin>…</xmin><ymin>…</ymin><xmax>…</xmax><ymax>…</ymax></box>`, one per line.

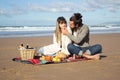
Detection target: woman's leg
<box><xmin>67</xmin><ymin>43</ymin><xmax>82</xmax><ymax>55</ymax></box>
<box><xmin>38</xmin><ymin>47</ymin><xmax>44</xmax><ymax>56</ymax></box>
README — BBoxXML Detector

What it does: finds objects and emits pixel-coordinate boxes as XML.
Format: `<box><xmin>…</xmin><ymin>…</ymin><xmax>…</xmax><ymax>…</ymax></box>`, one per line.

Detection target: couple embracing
<box><xmin>38</xmin><ymin>13</ymin><xmax>102</xmax><ymax>60</ymax></box>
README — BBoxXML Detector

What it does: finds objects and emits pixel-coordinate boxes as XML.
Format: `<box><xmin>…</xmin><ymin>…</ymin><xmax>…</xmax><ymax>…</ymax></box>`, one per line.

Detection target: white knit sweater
<box><xmin>42</xmin><ymin>27</ymin><xmax>71</xmax><ymax>55</ymax></box>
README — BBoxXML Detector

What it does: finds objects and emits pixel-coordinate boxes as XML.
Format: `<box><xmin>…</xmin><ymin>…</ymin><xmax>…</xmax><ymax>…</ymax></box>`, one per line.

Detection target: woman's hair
<box><xmin>70</xmin><ymin>13</ymin><xmax>83</xmax><ymax>28</ymax></box>
<box><xmin>54</xmin><ymin>16</ymin><xmax>67</xmax><ymax>43</ymax></box>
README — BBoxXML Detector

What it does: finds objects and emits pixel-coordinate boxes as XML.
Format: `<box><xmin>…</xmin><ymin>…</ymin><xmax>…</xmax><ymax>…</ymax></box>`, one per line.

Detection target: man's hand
<box><xmin>61</xmin><ymin>27</ymin><xmax>68</xmax><ymax>35</ymax></box>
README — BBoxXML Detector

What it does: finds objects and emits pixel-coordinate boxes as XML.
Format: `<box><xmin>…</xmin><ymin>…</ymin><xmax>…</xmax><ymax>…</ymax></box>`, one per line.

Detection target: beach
<box><xmin>0</xmin><ymin>33</ymin><xmax>120</xmax><ymax>80</ymax></box>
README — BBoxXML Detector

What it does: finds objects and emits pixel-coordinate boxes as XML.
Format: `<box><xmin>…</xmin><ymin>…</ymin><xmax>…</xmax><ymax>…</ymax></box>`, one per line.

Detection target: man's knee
<box><xmin>67</xmin><ymin>43</ymin><xmax>73</xmax><ymax>51</ymax></box>
<box><xmin>95</xmin><ymin>44</ymin><xmax>102</xmax><ymax>53</ymax></box>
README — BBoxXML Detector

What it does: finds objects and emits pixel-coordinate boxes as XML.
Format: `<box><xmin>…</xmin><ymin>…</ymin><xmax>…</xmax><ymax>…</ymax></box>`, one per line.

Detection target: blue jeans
<box><xmin>67</xmin><ymin>43</ymin><xmax>102</xmax><ymax>56</ymax></box>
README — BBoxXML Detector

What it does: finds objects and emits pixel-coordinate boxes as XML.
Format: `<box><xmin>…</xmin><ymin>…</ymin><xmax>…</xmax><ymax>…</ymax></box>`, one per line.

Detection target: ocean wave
<box><xmin>0</xmin><ymin>25</ymin><xmax>120</xmax><ymax>38</ymax></box>
<box><xmin>0</xmin><ymin>26</ymin><xmax>55</xmax><ymax>31</ymax></box>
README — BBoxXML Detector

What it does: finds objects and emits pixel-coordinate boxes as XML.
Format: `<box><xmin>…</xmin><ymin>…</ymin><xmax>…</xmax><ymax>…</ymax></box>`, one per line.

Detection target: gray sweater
<box><xmin>67</xmin><ymin>24</ymin><xmax>90</xmax><ymax>47</ymax></box>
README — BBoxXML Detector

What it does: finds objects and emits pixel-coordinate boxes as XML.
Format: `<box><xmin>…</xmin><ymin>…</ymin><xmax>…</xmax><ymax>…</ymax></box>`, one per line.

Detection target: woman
<box><xmin>38</xmin><ymin>16</ymin><xmax>71</xmax><ymax>56</ymax></box>
<box><xmin>62</xmin><ymin>13</ymin><xmax>102</xmax><ymax>60</ymax></box>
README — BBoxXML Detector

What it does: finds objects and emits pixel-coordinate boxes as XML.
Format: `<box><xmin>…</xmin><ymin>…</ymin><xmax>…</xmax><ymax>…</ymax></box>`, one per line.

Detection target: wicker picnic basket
<box><xmin>19</xmin><ymin>48</ymin><xmax>36</xmax><ymax>60</ymax></box>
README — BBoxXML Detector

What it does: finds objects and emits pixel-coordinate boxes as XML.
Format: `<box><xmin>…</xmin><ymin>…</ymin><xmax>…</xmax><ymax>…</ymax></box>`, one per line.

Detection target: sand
<box><xmin>0</xmin><ymin>33</ymin><xmax>120</xmax><ymax>80</ymax></box>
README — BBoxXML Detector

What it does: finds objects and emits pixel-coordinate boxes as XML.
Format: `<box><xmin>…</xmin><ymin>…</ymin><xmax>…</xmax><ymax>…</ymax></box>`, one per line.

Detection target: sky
<box><xmin>0</xmin><ymin>0</ymin><xmax>120</xmax><ymax>26</ymax></box>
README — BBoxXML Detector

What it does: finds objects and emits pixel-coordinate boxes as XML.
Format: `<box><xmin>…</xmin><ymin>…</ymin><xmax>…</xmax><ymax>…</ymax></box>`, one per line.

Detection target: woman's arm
<box><xmin>61</xmin><ymin>27</ymin><xmax>72</xmax><ymax>55</ymax></box>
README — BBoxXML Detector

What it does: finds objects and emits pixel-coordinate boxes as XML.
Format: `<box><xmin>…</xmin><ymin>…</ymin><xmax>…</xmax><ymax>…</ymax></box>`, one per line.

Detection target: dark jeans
<box><xmin>67</xmin><ymin>43</ymin><xmax>102</xmax><ymax>55</ymax></box>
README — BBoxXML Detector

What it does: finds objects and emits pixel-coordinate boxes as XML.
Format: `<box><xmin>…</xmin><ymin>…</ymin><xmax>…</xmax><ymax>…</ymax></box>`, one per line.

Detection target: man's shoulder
<box><xmin>79</xmin><ymin>24</ymin><xmax>89</xmax><ymax>30</ymax></box>
<box><xmin>83</xmin><ymin>24</ymin><xmax>89</xmax><ymax>28</ymax></box>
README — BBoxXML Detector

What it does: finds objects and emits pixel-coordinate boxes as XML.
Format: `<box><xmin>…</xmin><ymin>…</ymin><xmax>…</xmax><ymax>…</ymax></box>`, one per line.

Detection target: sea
<box><xmin>0</xmin><ymin>25</ymin><xmax>120</xmax><ymax>38</ymax></box>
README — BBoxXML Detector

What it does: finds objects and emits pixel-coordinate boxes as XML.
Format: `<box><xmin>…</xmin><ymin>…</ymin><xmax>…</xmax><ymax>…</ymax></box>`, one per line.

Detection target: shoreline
<box><xmin>0</xmin><ymin>33</ymin><xmax>120</xmax><ymax>80</ymax></box>
<box><xmin>0</xmin><ymin>32</ymin><xmax>119</xmax><ymax>39</ymax></box>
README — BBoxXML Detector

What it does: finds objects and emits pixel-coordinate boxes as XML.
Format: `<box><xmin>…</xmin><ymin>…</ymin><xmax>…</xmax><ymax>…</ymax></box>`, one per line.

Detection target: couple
<box><xmin>38</xmin><ymin>13</ymin><xmax>102</xmax><ymax>60</ymax></box>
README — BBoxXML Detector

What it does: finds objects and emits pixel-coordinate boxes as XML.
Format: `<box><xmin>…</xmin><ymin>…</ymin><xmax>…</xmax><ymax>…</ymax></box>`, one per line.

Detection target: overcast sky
<box><xmin>0</xmin><ymin>0</ymin><xmax>120</xmax><ymax>26</ymax></box>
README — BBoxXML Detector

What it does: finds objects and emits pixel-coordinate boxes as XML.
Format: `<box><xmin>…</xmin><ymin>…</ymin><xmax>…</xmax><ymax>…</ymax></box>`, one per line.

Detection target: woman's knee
<box><xmin>38</xmin><ymin>47</ymin><xmax>44</xmax><ymax>54</ymax></box>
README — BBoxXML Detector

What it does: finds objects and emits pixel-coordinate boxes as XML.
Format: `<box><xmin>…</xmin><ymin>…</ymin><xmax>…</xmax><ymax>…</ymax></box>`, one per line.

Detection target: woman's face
<box><xmin>69</xmin><ymin>21</ymin><xmax>75</xmax><ymax>29</ymax></box>
<box><xmin>59</xmin><ymin>22</ymin><xmax>67</xmax><ymax>29</ymax></box>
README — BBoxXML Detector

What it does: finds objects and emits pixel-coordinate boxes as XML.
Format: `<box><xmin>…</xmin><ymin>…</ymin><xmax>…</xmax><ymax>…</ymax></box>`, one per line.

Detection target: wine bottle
<box><xmin>26</xmin><ymin>44</ymin><xmax>29</xmax><ymax>49</ymax></box>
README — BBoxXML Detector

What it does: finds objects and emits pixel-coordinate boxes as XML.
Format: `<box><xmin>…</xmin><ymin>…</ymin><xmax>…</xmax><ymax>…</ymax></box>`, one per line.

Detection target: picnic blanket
<box><xmin>12</xmin><ymin>56</ymin><xmax>89</xmax><ymax>65</ymax></box>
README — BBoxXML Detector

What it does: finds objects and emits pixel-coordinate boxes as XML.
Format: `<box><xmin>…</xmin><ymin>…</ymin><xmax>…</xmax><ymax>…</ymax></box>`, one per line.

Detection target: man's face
<box><xmin>69</xmin><ymin>21</ymin><xmax>75</xmax><ymax>29</ymax></box>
